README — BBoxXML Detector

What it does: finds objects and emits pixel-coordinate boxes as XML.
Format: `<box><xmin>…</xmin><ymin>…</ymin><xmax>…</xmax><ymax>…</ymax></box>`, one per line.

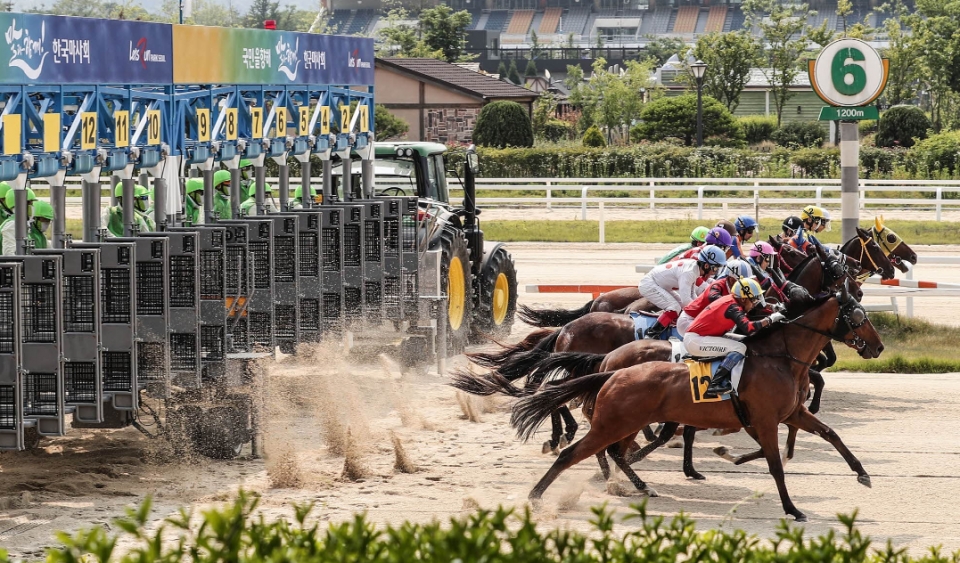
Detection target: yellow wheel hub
<box><xmin>448</xmin><ymin>257</ymin><xmax>466</xmax><ymax>330</ymax></box>
<box><xmin>493</xmin><ymin>272</ymin><xmax>510</xmax><ymax>325</ymax></box>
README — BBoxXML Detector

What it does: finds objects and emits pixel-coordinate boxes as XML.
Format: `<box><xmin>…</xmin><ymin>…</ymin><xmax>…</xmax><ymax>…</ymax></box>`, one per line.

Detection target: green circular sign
<box><xmin>810</xmin><ymin>38</ymin><xmax>887</xmax><ymax>107</ymax></box>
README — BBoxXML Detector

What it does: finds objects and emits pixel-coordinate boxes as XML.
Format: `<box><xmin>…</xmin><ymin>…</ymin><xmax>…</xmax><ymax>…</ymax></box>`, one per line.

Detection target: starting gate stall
<box><xmin>266</xmin><ymin>214</ymin><xmax>300</xmax><ymax>354</ymax></box>
<box><xmin>319</xmin><ymin>206</ymin><xmax>346</xmax><ymax>335</ymax></box>
<box><xmin>169</xmin><ymin>226</ymin><xmax>227</xmax><ymax>381</ymax></box>
<box><xmin>361</xmin><ymin>200</ymin><xmax>385</xmax><ymax>322</ymax></box>
<box><xmin>71</xmin><ymin>241</ymin><xmax>139</xmax><ymax>413</ymax></box>
<box><xmin>379</xmin><ymin>196</ymin><xmax>418</xmax><ymax>322</ymax></box>
<box><xmin>34</xmin><ymin>247</ymin><xmax>104</xmax><ymax>424</ymax></box>
<box><xmin>339</xmin><ymin>203</ymin><xmax>366</xmax><ymax>325</ymax></box>
<box><xmin>220</xmin><ymin>219</ymin><xmax>275</xmax><ymax>352</ymax></box>
<box><xmin>282</xmin><ymin>210</ymin><xmax>323</xmax><ymax>345</ymax></box>
<box><xmin>0</xmin><ymin>262</ymin><xmax>23</xmax><ymax>450</ymax></box>
<box><xmin>0</xmin><ymin>255</ymin><xmax>66</xmax><ymax>436</ymax></box>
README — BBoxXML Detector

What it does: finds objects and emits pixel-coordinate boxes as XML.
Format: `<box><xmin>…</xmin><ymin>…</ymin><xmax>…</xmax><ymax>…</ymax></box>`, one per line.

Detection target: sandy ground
<box><xmin>3</xmin><ymin>243</ymin><xmax>960</xmax><ymax>557</ymax></box>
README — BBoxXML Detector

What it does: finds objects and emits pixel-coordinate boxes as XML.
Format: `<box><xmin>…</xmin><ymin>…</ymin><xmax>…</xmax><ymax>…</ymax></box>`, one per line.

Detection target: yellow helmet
<box><xmin>801</xmin><ymin>205</ymin><xmax>826</xmax><ymax>222</ymax></box>
<box><xmin>732</xmin><ymin>278</ymin><xmax>765</xmax><ymax>306</ymax></box>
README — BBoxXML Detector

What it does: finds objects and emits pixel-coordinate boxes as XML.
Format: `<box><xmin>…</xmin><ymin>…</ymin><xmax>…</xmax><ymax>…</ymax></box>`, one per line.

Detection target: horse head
<box><xmin>833</xmin><ymin>279</ymin><xmax>884</xmax><ymax>359</ymax></box>
<box><xmin>815</xmin><ymin>244</ymin><xmax>864</xmax><ymax>301</ymax></box>
<box><xmin>842</xmin><ymin>227</ymin><xmax>896</xmax><ymax>280</ymax></box>
<box><xmin>872</xmin><ymin>216</ymin><xmax>917</xmax><ymax>273</ymax></box>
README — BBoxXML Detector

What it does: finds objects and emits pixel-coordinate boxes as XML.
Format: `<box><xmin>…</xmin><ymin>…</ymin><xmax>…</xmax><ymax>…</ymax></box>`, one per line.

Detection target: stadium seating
<box><xmin>344</xmin><ymin>10</ymin><xmax>375</xmax><ymax>35</ymax></box>
<box><xmin>704</xmin><ymin>5</ymin><xmax>726</xmax><ymax>33</ymax></box>
<box><xmin>328</xmin><ymin>10</ymin><xmax>352</xmax><ymax>34</ymax></box>
<box><xmin>539</xmin><ymin>7</ymin><xmax>562</xmax><ymax>34</ymax></box>
<box><xmin>561</xmin><ymin>7</ymin><xmax>591</xmax><ymax>35</ymax></box>
<box><xmin>482</xmin><ymin>10</ymin><xmax>510</xmax><ymax>32</ymax></box>
<box><xmin>506</xmin><ymin>9</ymin><xmax>535</xmax><ymax>34</ymax></box>
<box><xmin>638</xmin><ymin>6</ymin><xmax>671</xmax><ymax>35</ymax></box>
<box><xmin>727</xmin><ymin>7</ymin><xmax>746</xmax><ymax>31</ymax></box>
<box><xmin>672</xmin><ymin>6</ymin><xmax>699</xmax><ymax>33</ymax></box>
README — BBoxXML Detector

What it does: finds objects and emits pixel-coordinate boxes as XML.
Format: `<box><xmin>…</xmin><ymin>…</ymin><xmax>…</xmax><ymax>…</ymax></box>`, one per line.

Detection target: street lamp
<box><xmin>690</xmin><ymin>59</ymin><xmax>708</xmax><ymax>147</ymax></box>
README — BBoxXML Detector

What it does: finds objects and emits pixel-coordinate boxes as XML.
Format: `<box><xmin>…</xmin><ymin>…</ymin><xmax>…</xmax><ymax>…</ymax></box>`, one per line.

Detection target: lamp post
<box><xmin>690</xmin><ymin>59</ymin><xmax>707</xmax><ymax>147</ymax></box>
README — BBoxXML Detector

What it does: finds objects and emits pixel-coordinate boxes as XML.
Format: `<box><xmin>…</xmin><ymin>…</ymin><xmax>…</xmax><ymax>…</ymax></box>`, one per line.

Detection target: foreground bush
<box><xmin>877</xmin><ymin>105</ymin><xmax>931</xmax><ymax>149</ymax></box>
<box><xmin>631</xmin><ymin>94</ymin><xmax>744</xmax><ymax>147</ymax></box>
<box><xmin>473</xmin><ymin>100</ymin><xmax>534</xmax><ymax>148</ymax></box>
<box><xmin>772</xmin><ymin>121</ymin><xmax>827</xmax><ymax>148</ymax></box>
<box><xmin>18</xmin><ymin>492</ymin><xmax>960</xmax><ymax>562</ymax></box>
<box><xmin>739</xmin><ymin>114</ymin><xmax>779</xmax><ymax>145</ymax></box>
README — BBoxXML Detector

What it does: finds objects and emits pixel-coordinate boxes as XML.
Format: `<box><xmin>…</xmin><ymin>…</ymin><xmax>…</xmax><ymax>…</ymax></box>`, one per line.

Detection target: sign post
<box><xmin>809</xmin><ymin>38</ymin><xmax>889</xmax><ymax>243</ymax></box>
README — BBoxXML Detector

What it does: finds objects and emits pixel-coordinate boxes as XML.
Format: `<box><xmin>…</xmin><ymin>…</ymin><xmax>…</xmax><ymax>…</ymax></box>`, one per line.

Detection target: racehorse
<box><xmin>518</xmin><ymin>227</ymin><xmax>892</xmax><ymax>328</ymax></box>
<box><xmin>870</xmin><ymin>216</ymin><xmax>918</xmax><ymax>273</ymax></box>
<box><xmin>509</xmin><ymin>285</ymin><xmax>883</xmax><ymax>521</ymax></box>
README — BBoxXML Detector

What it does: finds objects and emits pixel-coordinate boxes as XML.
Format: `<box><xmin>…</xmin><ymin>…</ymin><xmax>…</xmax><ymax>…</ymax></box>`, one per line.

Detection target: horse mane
<box><xmin>743</xmin><ymin>293</ymin><xmax>834</xmax><ymax>344</ymax></box>
<box><xmin>785</xmin><ymin>253</ymin><xmax>818</xmax><ymax>283</ymax></box>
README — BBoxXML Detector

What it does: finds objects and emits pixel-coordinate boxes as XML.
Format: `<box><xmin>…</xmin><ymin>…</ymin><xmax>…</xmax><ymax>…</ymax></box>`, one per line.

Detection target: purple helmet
<box><xmin>705</xmin><ymin>227</ymin><xmax>733</xmax><ymax>248</ymax></box>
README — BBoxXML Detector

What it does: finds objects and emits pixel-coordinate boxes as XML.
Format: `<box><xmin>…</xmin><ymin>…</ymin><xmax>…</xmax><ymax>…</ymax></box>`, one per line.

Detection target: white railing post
<box><xmin>936</xmin><ymin>187</ymin><xmax>943</xmax><ymax>222</ymax></box>
<box><xmin>754</xmin><ymin>190</ymin><xmax>760</xmax><ymax>221</ymax></box>
<box><xmin>697</xmin><ymin>186</ymin><xmax>704</xmax><ymax>220</ymax></box>
<box><xmin>816</xmin><ymin>186</ymin><xmax>823</xmax><ymax>207</ymax></box>
<box><xmin>581</xmin><ymin>186</ymin><xmax>589</xmax><ymax>220</ymax></box>
<box><xmin>599</xmin><ymin>201</ymin><xmax>605</xmax><ymax>244</ymax></box>
<box><xmin>906</xmin><ymin>266</ymin><xmax>914</xmax><ymax>318</ymax></box>
<box><xmin>546</xmin><ymin>180</ymin><xmax>552</xmax><ymax>211</ymax></box>
<box><xmin>649</xmin><ymin>179</ymin><xmax>655</xmax><ymax>210</ymax></box>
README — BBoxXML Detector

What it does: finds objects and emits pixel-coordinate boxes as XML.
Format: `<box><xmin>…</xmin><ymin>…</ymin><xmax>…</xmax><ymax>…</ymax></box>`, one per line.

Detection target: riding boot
<box><xmin>643</xmin><ymin>322</ymin><xmax>666</xmax><ymax>340</ymax></box>
<box><xmin>705</xmin><ymin>352</ymin><xmax>745</xmax><ymax>398</ymax></box>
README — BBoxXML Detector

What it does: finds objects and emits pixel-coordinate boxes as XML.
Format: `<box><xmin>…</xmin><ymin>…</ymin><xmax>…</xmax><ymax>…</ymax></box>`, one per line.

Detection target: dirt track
<box><xmin>2</xmin><ymin>243</ymin><xmax>960</xmax><ymax>557</ymax></box>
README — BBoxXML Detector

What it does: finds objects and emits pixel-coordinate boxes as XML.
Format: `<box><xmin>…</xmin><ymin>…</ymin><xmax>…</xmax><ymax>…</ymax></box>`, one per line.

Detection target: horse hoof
<box><xmin>858</xmin><ymin>474</ymin><xmax>872</xmax><ymax>488</ymax></box>
<box><xmin>551</xmin><ymin>446</ymin><xmax>560</xmax><ymax>456</ymax></box>
<box><xmin>558</xmin><ymin>435</ymin><xmax>569</xmax><ymax>449</ymax></box>
<box><xmin>542</xmin><ymin>441</ymin><xmax>552</xmax><ymax>454</ymax></box>
<box><xmin>794</xmin><ymin>513</ymin><xmax>808</xmax><ymax>523</ymax></box>
<box><xmin>808</xmin><ymin>402</ymin><xmax>821</xmax><ymax>415</ymax></box>
<box><xmin>643</xmin><ymin>486</ymin><xmax>659</xmax><ymax>498</ymax></box>
<box><xmin>685</xmin><ymin>470</ymin><xmax>706</xmax><ymax>481</ymax></box>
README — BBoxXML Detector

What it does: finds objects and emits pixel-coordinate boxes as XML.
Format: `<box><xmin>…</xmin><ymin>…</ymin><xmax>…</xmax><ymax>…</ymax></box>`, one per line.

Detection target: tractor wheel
<box><xmin>471</xmin><ymin>246</ymin><xmax>518</xmax><ymax>340</ymax></box>
<box><xmin>192</xmin><ymin>406</ymin><xmax>247</xmax><ymax>460</ymax></box>
<box><xmin>439</xmin><ymin>226</ymin><xmax>474</xmax><ymax>355</ymax></box>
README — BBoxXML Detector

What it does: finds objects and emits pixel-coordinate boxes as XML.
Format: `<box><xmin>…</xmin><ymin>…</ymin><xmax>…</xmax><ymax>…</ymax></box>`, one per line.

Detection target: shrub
<box><xmin>507</xmin><ymin>59</ymin><xmax>522</xmax><ymax>85</ymax></box>
<box><xmin>738</xmin><ymin>115</ymin><xmax>778</xmax><ymax>145</ymax></box>
<box><xmin>859</xmin><ymin>119</ymin><xmax>878</xmax><ymax>136</ymax></box>
<box><xmin>524</xmin><ymin>58</ymin><xmax>538</xmax><ymax>78</ymax></box>
<box><xmin>496</xmin><ymin>60</ymin><xmax>507</xmax><ymax>79</ymax></box>
<box><xmin>630</xmin><ymin>94</ymin><xmax>744</xmax><ymax>146</ymax></box>
<box><xmin>772</xmin><ymin>121</ymin><xmax>827</xmax><ymax>148</ymax></box>
<box><xmin>876</xmin><ymin>105</ymin><xmax>931</xmax><ymax>149</ymax></box>
<box><xmin>582</xmin><ymin>125</ymin><xmax>606</xmax><ymax>147</ymax></box>
<box><xmin>906</xmin><ymin>131</ymin><xmax>960</xmax><ymax>176</ymax></box>
<box><xmin>790</xmin><ymin>147</ymin><xmax>839</xmax><ymax>177</ymax></box>
<box><xmin>538</xmin><ymin>119</ymin><xmax>576</xmax><ymax>143</ymax></box>
<box><xmin>374</xmin><ymin>104</ymin><xmax>409</xmax><ymax>140</ymax></box>
<box><xmin>472</xmin><ymin>101</ymin><xmax>534</xmax><ymax>148</ymax></box>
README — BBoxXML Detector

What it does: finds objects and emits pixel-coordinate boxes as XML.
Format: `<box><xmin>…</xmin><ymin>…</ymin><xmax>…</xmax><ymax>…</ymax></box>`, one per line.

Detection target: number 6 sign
<box><xmin>809</xmin><ymin>38</ymin><xmax>889</xmax><ymax>107</ymax></box>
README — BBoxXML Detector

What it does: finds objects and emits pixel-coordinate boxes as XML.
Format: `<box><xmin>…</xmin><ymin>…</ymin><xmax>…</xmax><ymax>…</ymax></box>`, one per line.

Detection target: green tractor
<box><xmin>370</xmin><ymin>142</ymin><xmax>518</xmax><ymax>351</ymax></box>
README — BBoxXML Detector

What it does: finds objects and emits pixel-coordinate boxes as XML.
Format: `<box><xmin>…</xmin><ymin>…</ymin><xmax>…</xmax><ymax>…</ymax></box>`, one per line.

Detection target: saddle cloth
<box><xmin>630</xmin><ymin>311</ymin><xmax>681</xmax><ymax>341</ymax></box>
<box><xmin>683</xmin><ymin>356</ymin><xmax>745</xmax><ymax>403</ymax></box>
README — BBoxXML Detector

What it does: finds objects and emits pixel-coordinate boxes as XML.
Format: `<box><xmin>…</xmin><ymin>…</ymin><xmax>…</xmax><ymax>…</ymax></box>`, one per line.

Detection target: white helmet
<box><xmin>719</xmin><ymin>258</ymin><xmax>753</xmax><ymax>280</ymax></box>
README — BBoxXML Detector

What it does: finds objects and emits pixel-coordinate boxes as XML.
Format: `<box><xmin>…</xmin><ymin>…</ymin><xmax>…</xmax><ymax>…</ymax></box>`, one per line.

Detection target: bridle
<box><xmin>871</xmin><ymin>226</ymin><xmax>906</xmax><ymax>268</ymax></box>
<box><xmin>843</xmin><ymin>233</ymin><xmax>887</xmax><ymax>282</ymax></box>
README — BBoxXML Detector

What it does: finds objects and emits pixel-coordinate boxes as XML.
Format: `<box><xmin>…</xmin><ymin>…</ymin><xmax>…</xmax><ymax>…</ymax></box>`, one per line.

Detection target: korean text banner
<box><xmin>173</xmin><ymin>26</ymin><xmax>374</xmax><ymax>86</ymax></box>
<box><xmin>0</xmin><ymin>14</ymin><xmax>173</xmax><ymax>84</ymax></box>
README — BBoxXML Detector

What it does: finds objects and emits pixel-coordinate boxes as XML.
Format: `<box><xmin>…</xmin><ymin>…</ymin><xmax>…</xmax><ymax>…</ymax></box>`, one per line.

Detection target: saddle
<box><xmin>630</xmin><ymin>311</ymin><xmax>681</xmax><ymax>341</ymax></box>
<box><xmin>685</xmin><ymin>358</ymin><xmax>745</xmax><ymax>404</ymax></box>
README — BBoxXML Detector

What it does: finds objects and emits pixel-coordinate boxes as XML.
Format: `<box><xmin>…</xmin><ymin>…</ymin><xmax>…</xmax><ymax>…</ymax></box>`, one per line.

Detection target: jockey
<box><xmin>639</xmin><ymin>244</ymin><xmax>727</xmax><ymax>339</ymax></box>
<box><xmin>789</xmin><ymin>205</ymin><xmax>828</xmax><ymax>253</ymax></box>
<box><xmin>658</xmin><ymin>226</ymin><xmax>709</xmax><ymax>264</ymax></box>
<box><xmin>746</xmin><ymin>241</ymin><xmax>776</xmax><ymax>282</ymax></box>
<box><xmin>686</xmin><ymin>278</ymin><xmax>786</xmax><ymax>398</ymax></box>
<box><xmin>673</xmin><ymin>226</ymin><xmax>732</xmax><ymax>261</ymax></box>
<box><xmin>732</xmin><ymin>215</ymin><xmax>758</xmax><ymax>259</ymax></box>
<box><xmin>778</xmin><ymin>216</ymin><xmax>803</xmax><ymax>244</ymax></box>
<box><xmin>676</xmin><ymin>258</ymin><xmax>753</xmax><ymax>337</ymax></box>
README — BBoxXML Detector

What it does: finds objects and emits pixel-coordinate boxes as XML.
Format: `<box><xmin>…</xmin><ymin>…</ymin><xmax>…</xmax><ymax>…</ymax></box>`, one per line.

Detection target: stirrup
<box><xmin>644</xmin><ymin>323</ymin><xmax>666</xmax><ymax>339</ymax></box>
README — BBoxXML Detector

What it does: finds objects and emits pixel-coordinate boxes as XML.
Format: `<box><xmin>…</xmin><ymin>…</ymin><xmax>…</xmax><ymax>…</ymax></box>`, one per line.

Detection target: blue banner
<box><xmin>0</xmin><ymin>14</ymin><xmax>173</xmax><ymax>84</ymax></box>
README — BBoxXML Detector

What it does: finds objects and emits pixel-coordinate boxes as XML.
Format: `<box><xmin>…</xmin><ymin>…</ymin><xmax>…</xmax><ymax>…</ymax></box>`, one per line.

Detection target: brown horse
<box><xmin>510</xmin><ymin>287</ymin><xmax>883</xmax><ymax>521</ymax></box>
<box><xmin>870</xmin><ymin>216</ymin><xmax>918</xmax><ymax>273</ymax></box>
<box><xmin>517</xmin><ymin>287</ymin><xmax>643</xmax><ymax>328</ymax></box>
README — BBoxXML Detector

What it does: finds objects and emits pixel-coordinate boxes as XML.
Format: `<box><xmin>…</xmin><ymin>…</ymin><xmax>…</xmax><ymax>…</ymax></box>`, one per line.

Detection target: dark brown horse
<box><xmin>869</xmin><ymin>217</ymin><xmax>918</xmax><ymax>273</ymax></box>
<box><xmin>517</xmin><ymin>287</ymin><xmax>643</xmax><ymax>328</ymax></box>
<box><xmin>510</xmin><ymin>288</ymin><xmax>884</xmax><ymax>521</ymax></box>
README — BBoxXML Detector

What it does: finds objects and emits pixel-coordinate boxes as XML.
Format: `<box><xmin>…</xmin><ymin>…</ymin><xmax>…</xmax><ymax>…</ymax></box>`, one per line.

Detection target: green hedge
<box><xmin>26</xmin><ymin>493</ymin><xmax>959</xmax><ymax>563</ymax></box>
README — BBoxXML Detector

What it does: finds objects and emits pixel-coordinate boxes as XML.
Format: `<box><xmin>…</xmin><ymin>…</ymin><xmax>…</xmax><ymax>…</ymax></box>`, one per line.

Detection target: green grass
<box><xmin>483</xmin><ymin>218</ymin><xmax>960</xmax><ymax>245</ymax></box>
<box><xmin>834</xmin><ymin>312</ymin><xmax>960</xmax><ymax>373</ymax></box>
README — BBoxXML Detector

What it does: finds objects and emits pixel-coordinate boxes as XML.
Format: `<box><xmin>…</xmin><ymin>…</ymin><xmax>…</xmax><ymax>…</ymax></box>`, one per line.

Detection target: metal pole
<box><xmin>341</xmin><ymin>158</ymin><xmax>353</xmax><ymax>202</ymax></box>
<box><xmin>50</xmin><ymin>185</ymin><xmax>66</xmax><ymax>249</ymax></box>
<box><xmin>696</xmin><ymin>78</ymin><xmax>704</xmax><ymax>147</ymax></box>
<box><xmin>840</xmin><ymin>121</ymin><xmax>859</xmax><ymax>244</ymax></box>
<box><xmin>122</xmin><ymin>178</ymin><xmax>136</xmax><ymax>237</ymax></box>
<box><xmin>301</xmin><ymin>159</ymin><xmax>312</xmax><ymax>208</ymax></box>
<box><xmin>153</xmin><ymin>177</ymin><xmax>167</xmax><ymax>229</ymax></box>
<box><xmin>255</xmin><ymin>164</ymin><xmax>266</xmax><ymax>214</ymax></box>
<box><xmin>321</xmin><ymin>158</ymin><xmax>333</xmax><ymax>204</ymax></box>
<box><xmin>361</xmin><ymin>158</ymin><xmax>374</xmax><ymax>200</ymax></box>
<box><xmin>278</xmin><ymin>162</ymin><xmax>289</xmax><ymax>212</ymax></box>
<box><xmin>202</xmin><ymin>168</ymin><xmax>214</xmax><ymax>223</ymax></box>
<box><xmin>82</xmin><ymin>179</ymin><xmax>101</xmax><ymax>243</ymax></box>
<box><xmin>230</xmin><ymin>168</ymin><xmax>242</xmax><ymax>217</ymax></box>
<box><xmin>13</xmin><ymin>189</ymin><xmax>27</xmax><ymax>256</ymax></box>
<box><xmin>111</xmin><ymin>175</ymin><xmax>121</xmax><ymax>206</ymax></box>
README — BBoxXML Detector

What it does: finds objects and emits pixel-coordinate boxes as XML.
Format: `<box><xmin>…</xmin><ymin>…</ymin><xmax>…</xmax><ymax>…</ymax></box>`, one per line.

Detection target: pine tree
<box><xmin>507</xmin><ymin>60</ymin><xmax>522</xmax><ymax>85</ymax></box>
<box><xmin>524</xmin><ymin>59</ymin><xmax>538</xmax><ymax>78</ymax></box>
<box><xmin>497</xmin><ymin>61</ymin><xmax>508</xmax><ymax>80</ymax></box>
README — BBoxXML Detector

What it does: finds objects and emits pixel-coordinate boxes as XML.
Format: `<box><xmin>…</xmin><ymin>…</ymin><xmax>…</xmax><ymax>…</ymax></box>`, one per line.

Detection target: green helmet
<box><xmin>114</xmin><ymin>182</ymin><xmax>149</xmax><ymax>198</ymax></box>
<box><xmin>4</xmin><ymin>187</ymin><xmax>36</xmax><ymax>211</ymax></box>
<box><xmin>213</xmin><ymin>170</ymin><xmax>232</xmax><ymax>190</ymax></box>
<box><xmin>248</xmin><ymin>183</ymin><xmax>273</xmax><ymax>198</ymax></box>
<box><xmin>294</xmin><ymin>185</ymin><xmax>317</xmax><ymax>199</ymax></box>
<box><xmin>691</xmin><ymin>226</ymin><xmax>710</xmax><ymax>243</ymax></box>
<box><xmin>185</xmin><ymin>178</ymin><xmax>205</xmax><ymax>195</ymax></box>
<box><xmin>239</xmin><ymin>159</ymin><xmax>253</xmax><ymax>168</ymax></box>
<box><xmin>32</xmin><ymin>200</ymin><xmax>54</xmax><ymax>221</ymax></box>
<box><xmin>0</xmin><ymin>182</ymin><xmax>10</xmax><ymax>207</ymax></box>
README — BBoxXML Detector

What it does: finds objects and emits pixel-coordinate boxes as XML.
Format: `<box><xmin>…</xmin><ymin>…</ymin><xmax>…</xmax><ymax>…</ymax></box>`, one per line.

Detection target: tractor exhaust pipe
<box><xmin>463</xmin><ymin>145</ymin><xmax>483</xmax><ymax>275</ymax></box>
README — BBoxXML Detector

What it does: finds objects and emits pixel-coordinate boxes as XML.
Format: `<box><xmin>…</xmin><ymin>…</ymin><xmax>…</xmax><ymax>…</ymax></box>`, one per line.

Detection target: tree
<box><xmin>691</xmin><ymin>32</ymin><xmax>762</xmax><ymax>113</ymax></box>
<box><xmin>909</xmin><ymin>0</ymin><xmax>960</xmax><ymax>130</ymax></box>
<box><xmin>582</xmin><ymin>126</ymin><xmax>606</xmax><ymax>147</ymax></box>
<box><xmin>878</xmin><ymin>0</ymin><xmax>917</xmax><ymax>105</ymax></box>
<box><xmin>472</xmin><ymin>101</ymin><xmax>534</xmax><ymax>148</ymax></box>
<box><xmin>524</xmin><ymin>59</ymin><xmax>538</xmax><ymax>78</ymax></box>
<box><xmin>876</xmin><ymin>105</ymin><xmax>931</xmax><ymax>148</ymax></box>
<box><xmin>497</xmin><ymin>61</ymin><xmax>508</xmax><ymax>80</ymax></box>
<box><xmin>507</xmin><ymin>60</ymin><xmax>522</xmax><ymax>85</ymax></box>
<box><xmin>376</xmin><ymin>7</ymin><xmax>444</xmax><ymax>60</ymax></box>
<box><xmin>420</xmin><ymin>5</ymin><xmax>472</xmax><ymax>63</ymax></box>
<box><xmin>374</xmin><ymin>105</ymin><xmax>409</xmax><ymax>141</ymax></box>
<box><xmin>743</xmin><ymin>0</ymin><xmax>814</xmax><ymax>127</ymax></box>
<box><xmin>642</xmin><ymin>36</ymin><xmax>686</xmax><ymax>66</ymax></box>
<box><xmin>630</xmin><ymin>94</ymin><xmax>743</xmax><ymax>146</ymax></box>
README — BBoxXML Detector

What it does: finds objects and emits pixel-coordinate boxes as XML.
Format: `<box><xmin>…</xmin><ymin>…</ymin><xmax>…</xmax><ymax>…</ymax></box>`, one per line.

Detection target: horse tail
<box><xmin>525</xmin><ymin>352</ymin><xmax>605</xmax><ymax>389</ymax></box>
<box><xmin>466</xmin><ymin>328</ymin><xmax>558</xmax><ymax>370</ymax></box>
<box><xmin>495</xmin><ymin>329</ymin><xmax>562</xmax><ymax>382</ymax></box>
<box><xmin>517</xmin><ymin>301</ymin><xmax>594</xmax><ymax>328</ymax></box>
<box><xmin>511</xmin><ymin>371</ymin><xmax>616</xmax><ymax>442</ymax></box>
<box><xmin>448</xmin><ymin>368</ymin><xmax>527</xmax><ymax>398</ymax></box>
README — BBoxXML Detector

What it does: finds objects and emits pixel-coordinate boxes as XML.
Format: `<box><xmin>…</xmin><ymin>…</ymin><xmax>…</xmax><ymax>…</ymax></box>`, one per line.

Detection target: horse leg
<box><xmin>807</xmin><ymin>369</ymin><xmax>825</xmax><ymax>415</ymax></box>
<box><xmin>529</xmin><ymin>430</ymin><xmax>622</xmax><ymax>501</ymax></box>
<box><xmin>789</xmin><ymin>408</ymin><xmax>871</xmax><ymax>487</ymax></box>
<box><xmin>559</xmin><ymin>405</ymin><xmax>579</xmax><ymax>445</ymax></box>
<box><xmin>783</xmin><ymin>425</ymin><xmax>799</xmax><ymax>465</ymax></box>
<box><xmin>595</xmin><ymin>452</ymin><xmax>612</xmax><ymax>481</ymax></box>
<box><xmin>641</xmin><ymin>425</ymin><xmax>658</xmax><ymax>442</ymax></box>
<box><xmin>543</xmin><ymin>411</ymin><xmax>562</xmax><ymax>454</ymax></box>
<box><xmin>624</xmin><ymin>422</ymin><xmax>679</xmax><ymax>464</ymax></box>
<box><xmin>607</xmin><ymin>435</ymin><xmax>658</xmax><ymax>497</ymax></box>
<box><xmin>682</xmin><ymin>425</ymin><xmax>705</xmax><ymax>480</ymax></box>
<box><xmin>754</xmin><ymin>421</ymin><xmax>806</xmax><ymax>521</ymax></box>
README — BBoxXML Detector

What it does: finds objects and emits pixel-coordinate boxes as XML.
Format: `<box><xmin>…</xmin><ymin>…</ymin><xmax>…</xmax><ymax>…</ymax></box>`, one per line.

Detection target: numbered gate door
<box><xmin>338</xmin><ymin>204</ymin><xmax>365</xmax><ymax>326</ymax></box>
<box><xmin>360</xmin><ymin>201</ymin><xmax>385</xmax><ymax>324</ymax></box>
<box><xmin>284</xmin><ymin>211</ymin><xmax>323</xmax><ymax>345</ymax></box>
<box><xmin>379</xmin><ymin>197</ymin><xmax>416</xmax><ymax>321</ymax></box>
<box><xmin>0</xmin><ymin>262</ymin><xmax>24</xmax><ymax>450</ymax></box>
<box><xmin>72</xmin><ymin>242</ymin><xmax>138</xmax><ymax>411</ymax></box>
<box><xmin>35</xmin><ymin>248</ymin><xmax>104</xmax><ymax>424</ymax></box>
<box><xmin>220</xmin><ymin>220</ymin><xmax>275</xmax><ymax>352</ymax></box>
<box><xmin>220</xmin><ymin>222</ymin><xmax>252</xmax><ymax>355</ymax></box>
<box><xmin>266</xmin><ymin>215</ymin><xmax>300</xmax><ymax>354</ymax></box>
<box><xmin>0</xmin><ymin>255</ymin><xmax>66</xmax><ymax>436</ymax></box>
<box><xmin>170</xmin><ymin>226</ymin><xmax>227</xmax><ymax>382</ymax></box>
<box><xmin>319</xmin><ymin>207</ymin><xmax>345</xmax><ymax>336</ymax></box>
